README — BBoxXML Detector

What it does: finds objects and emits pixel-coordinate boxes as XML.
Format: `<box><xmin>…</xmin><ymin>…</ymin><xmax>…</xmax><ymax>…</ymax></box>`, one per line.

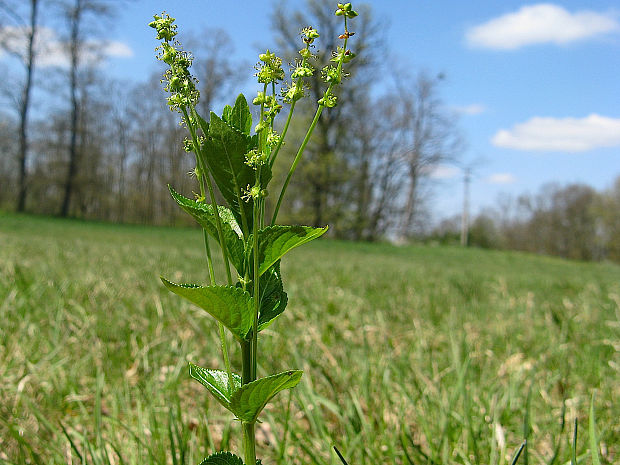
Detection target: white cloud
<box><xmin>487</xmin><ymin>173</ymin><xmax>516</xmax><ymax>184</ymax></box>
<box><xmin>466</xmin><ymin>4</ymin><xmax>620</xmax><ymax>50</ymax></box>
<box><xmin>101</xmin><ymin>41</ymin><xmax>133</xmax><ymax>59</ymax></box>
<box><xmin>492</xmin><ymin>114</ymin><xmax>620</xmax><ymax>152</ymax></box>
<box><xmin>0</xmin><ymin>25</ymin><xmax>133</xmax><ymax>67</ymax></box>
<box><xmin>452</xmin><ymin>104</ymin><xmax>487</xmax><ymax>115</ymax></box>
<box><xmin>424</xmin><ymin>164</ymin><xmax>461</xmax><ymax>180</ymax></box>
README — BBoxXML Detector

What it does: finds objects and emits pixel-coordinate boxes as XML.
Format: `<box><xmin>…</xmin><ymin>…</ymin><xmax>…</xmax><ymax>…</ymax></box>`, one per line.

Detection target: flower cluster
<box><xmin>149</xmin><ymin>13</ymin><xmax>199</xmax><ymax>111</ymax></box>
<box><xmin>255</xmin><ymin>50</ymin><xmax>285</xmax><ymax>84</ymax></box>
<box><xmin>335</xmin><ymin>2</ymin><xmax>358</xmax><ymax>18</ymax></box>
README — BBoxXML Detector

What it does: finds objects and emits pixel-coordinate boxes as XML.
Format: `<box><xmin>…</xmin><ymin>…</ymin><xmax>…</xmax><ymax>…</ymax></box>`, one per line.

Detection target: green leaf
<box><xmin>201</xmin><ymin>113</ymin><xmax>255</xmax><ymax>229</ymax></box>
<box><xmin>230</xmin><ymin>370</ymin><xmax>303</xmax><ymax>423</ymax></box>
<box><xmin>258</xmin><ymin>261</ymin><xmax>287</xmax><ymax>331</ymax></box>
<box><xmin>199</xmin><ymin>451</ymin><xmax>244</xmax><ymax>465</ymax></box>
<box><xmin>221</xmin><ymin>105</ymin><xmax>233</xmax><ymax>125</ymax></box>
<box><xmin>189</xmin><ymin>363</ymin><xmax>240</xmax><ymax>410</ymax></box>
<box><xmin>230</xmin><ymin>94</ymin><xmax>252</xmax><ymax>135</ymax></box>
<box><xmin>197</xmin><ymin>112</ymin><xmax>209</xmax><ymax>137</ymax></box>
<box><xmin>168</xmin><ymin>186</ymin><xmax>245</xmax><ymax>273</ymax></box>
<box><xmin>255</xmin><ymin>225</ymin><xmax>328</xmax><ymax>276</ymax></box>
<box><xmin>161</xmin><ymin>280</ymin><xmax>253</xmax><ymax>341</ymax></box>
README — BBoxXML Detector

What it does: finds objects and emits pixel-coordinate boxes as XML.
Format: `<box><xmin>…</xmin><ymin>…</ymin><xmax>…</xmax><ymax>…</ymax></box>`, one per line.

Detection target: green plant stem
<box><xmin>242</xmin><ymin>421</ymin><xmax>256</xmax><ymax>465</ymax></box>
<box><xmin>241</xmin><ymin>340</ymin><xmax>252</xmax><ymax>384</ymax></box>
<box><xmin>271</xmin><ymin>104</ymin><xmax>324</xmax><ymax>225</ymax></box>
<box><xmin>268</xmin><ymin>100</ymin><xmax>296</xmax><ymax>169</ymax></box>
<box><xmin>251</xmin><ymin>198</ymin><xmax>260</xmax><ymax>381</ymax></box>
<box><xmin>240</xmin><ymin>338</ymin><xmax>256</xmax><ymax>465</ymax></box>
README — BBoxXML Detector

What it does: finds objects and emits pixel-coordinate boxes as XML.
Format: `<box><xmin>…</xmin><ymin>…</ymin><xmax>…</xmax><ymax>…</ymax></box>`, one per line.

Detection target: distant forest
<box><xmin>2</xmin><ymin>0</ymin><xmax>619</xmax><ymax>262</ymax></box>
<box><xmin>432</xmin><ymin>178</ymin><xmax>620</xmax><ymax>262</ymax></box>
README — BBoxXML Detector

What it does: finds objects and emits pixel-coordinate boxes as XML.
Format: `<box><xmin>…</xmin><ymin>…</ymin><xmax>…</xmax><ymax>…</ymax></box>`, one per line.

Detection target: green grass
<box><xmin>1</xmin><ymin>211</ymin><xmax>618</xmax><ymax>464</ymax></box>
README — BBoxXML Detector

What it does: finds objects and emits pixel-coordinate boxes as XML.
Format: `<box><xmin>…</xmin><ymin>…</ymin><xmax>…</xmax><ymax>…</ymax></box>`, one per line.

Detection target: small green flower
<box><xmin>330</xmin><ymin>46</ymin><xmax>356</xmax><ymax>64</ymax></box>
<box><xmin>282</xmin><ymin>82</ymin><xmax>305</xmax><ymax>103</ymax></box>
<box><xmin>245</xmin><ymin>149</ymin><xmax>268</xmax><ymax>168</ymax></box>
<box><xmin>318</xmin><ymin>94</ymin><xmax>337</xmax><ymax>108</ymax></box>
<box><xmin>321</xmin><ymin>65</ymin><xmax>340</xmax><ymax>84</ymax></box>
<box><xmin>298</xmin><ymin>48</ymin><xmax>314</xmax><ymax>59</ymax></box>
<box><xmin>291</xmin><ymin>65</ymin><xmax>314</xmax><ymax>79</ymax></box>
<box><xmin>266</xmin><ymin>129</ymin><xmax>282</xmax><ymax>148</ymax></box>
<box><xmin>301</xmin><ymin>26</ymin><xmax>320</xmax><ymax>44</ymax></box>
<box><xmin>149</xmin><ymin>13</ymin><xmax>178</xmax><ymax>41</ymax></box>
<box><xmin>335</xmin><ymin>3</ymin><xmax>358</xmax><ymax>18</ymax></box>
<box><xmin>254</xmin><ymin>121</ymin><xmax>268</xmax><ymax>133</ymax></box>
<box><xmin>255</xmin><ymin>50</ymin><xmax>285</xmax><ymax>84</ymax></box>
<box><xmin>253</xmin><ymin>91</ymin><xmax>267</xmax><ymax>106</ymax></box>
<box><xmin>259</xmin><ymin>50</ymin><xmax>277</xmax><ymax>63</ymax></box>
<box><xmin>241</xmin><ymin>185</ymin><xmax>268</xmax><ymax>202</ymax></box>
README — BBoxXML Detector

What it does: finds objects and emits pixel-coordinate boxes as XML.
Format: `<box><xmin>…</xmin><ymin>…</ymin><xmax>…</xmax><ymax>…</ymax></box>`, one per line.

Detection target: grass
<box><xmin>0</xmin><ymin>211</ymin><xmax>618</xmax><ymax>464</ymax></box>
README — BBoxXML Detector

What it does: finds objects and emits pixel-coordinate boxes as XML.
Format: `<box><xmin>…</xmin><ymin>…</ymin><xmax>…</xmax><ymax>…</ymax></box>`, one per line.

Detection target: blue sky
<box><xmin>3</xmin><ymin>0</ymin><xmax>620</xmax><ymax>220</ymax></box>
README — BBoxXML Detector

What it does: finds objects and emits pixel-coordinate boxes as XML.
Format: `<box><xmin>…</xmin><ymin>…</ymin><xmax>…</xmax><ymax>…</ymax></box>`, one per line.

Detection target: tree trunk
<box><xmin>60</xmin><ymin>0</ymin><xmax>82</xmax><ymax>217</ymax></box>
<box><xmin>401</xmin><ymin>165</ymin><xmax>419</xmax><ymax>238</ymax></box>
<box><xmin>16</xmin><ymin>0</ymin><xmax>39</xmax><ymax>212</ymax></box>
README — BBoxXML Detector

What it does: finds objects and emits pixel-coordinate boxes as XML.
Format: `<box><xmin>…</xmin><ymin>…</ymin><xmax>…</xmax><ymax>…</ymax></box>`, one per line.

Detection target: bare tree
<box><xmin>394</xmin><ymin>72</ymin><xmax>462</xmax><ymax>238</ymax></box>
<box><xmin>57</xmin><ymin>0</ymin><xmax>113</xmax><ymax>217</ymax></box>
<box><xmin>0</xmin><ymin>0</ymin><xmax>41</xmax><ymax>211</ymax></box>
<box><xmin>184</xmin><ymin>28</ymin><xmax>245</xmax><ymax>117</ymax></box>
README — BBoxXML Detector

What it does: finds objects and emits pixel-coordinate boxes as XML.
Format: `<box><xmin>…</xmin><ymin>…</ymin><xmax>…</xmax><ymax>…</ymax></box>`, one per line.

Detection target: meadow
<box><xmin>0</xmin><ymin>211</ymin><xmax>618</xmax><ymax>464</ymax></box>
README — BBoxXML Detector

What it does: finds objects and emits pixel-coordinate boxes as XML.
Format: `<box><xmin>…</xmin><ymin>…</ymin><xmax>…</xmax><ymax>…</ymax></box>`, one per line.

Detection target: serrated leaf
<box><xmin>258</xmin><ymin>261</ymin><xmax>287</xmax><ymax>331</ymax></box>
<box><xmin>255</xmin><ymin>225</ymin><xmax>328</xmax><ymax>276</ymax></box>
<box><xmin>221</xmin><ymin>105</ymin><xmax>233</xmax><ymax>125</ymax></box>
<box><xmin>199</xmin><ymin>451</ymin><xmax>244</xmax><ymax>465</ymax></box>
<box><xmin>230</xmin><ymin>370</ymin><xmax>302</xmax><ymax>423</ymax></box>
<box><xmin>189</xmin><ymin>363</ymin><xmax>240</xmax><ymax>410</ymax></box>
<box><xmin>161</xmin><ymin>280</ymin><xmax>253</xmax><ymax>341</ymax></box>
<box><xmin>230</xmin><ymin>94</ymin><xmax>252</xmax><ymax>135</ymax></box>
<box><xmin>201</xmin><ymin>113</ymin><xmax>255</xmax><ymax>229</ymax></box>
<box><xmin>168</xmin><ymin>186</ymin><xmax>245</xmax><ymax>273</ymax></box>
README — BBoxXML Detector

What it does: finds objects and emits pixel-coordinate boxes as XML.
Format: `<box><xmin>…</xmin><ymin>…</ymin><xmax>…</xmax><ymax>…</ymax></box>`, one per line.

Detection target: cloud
<box><xmin>487</xmin><ymin>173</ymin><xmax>516</xmax><ymax>184</ymax></box>
<box><xmin>452</xmin><ymin>104</ymin><xmax>487</xmax><ymax>115</ymax></box>
<box><xmin>492</xmin><ymin>114</ymin><xmax>620</xmax><ymax>152</ymax></box>
<box><xmin>0</xmin><ymin>25</ymin><xmax>133</xmax><ymax>67</ymax></box>
<box><xmin>466</xmin><ymin>4</ymin><xmax>620</xmax><ymax>49</ymax></box>
<box><xmin>101</xmin><ymin>41</ymin><xmax>133</xmax><ymax>59</ymax></box>
<box><xmin>424</xmin><ymin>164</ymin><xmax>461</xmax><ymax>180</ymax></box>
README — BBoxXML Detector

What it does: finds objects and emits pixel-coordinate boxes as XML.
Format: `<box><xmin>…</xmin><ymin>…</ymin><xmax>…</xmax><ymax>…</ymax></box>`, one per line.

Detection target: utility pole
<box><xmin>460</xmin><ymin>167</ymin><xmax>471</xmax><ymax>247</ymax></box>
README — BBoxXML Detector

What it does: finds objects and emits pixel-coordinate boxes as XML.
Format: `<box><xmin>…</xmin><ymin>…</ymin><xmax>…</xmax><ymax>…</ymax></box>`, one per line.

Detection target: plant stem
<box><xmin>271</xmin><ymin>104</ymin><xmax>324</xmax><ymax>225</ymax></box>
<box><xmin>268</xmin><ymin>100</ymin><xmax>296</xmax><ymax>169</ymax></box>
<box><xmin>240</xmin><ymin>339</ymin><xmax>256</xmax><ymax>465</ymax></box>
<box><xmin>251</xmin><ymin>198</ymin><xmax>260</xmax><ymax>381</ymax></box>
<box><xmin>241</xmin><ymin>340</ymin><xmax>252</xmax><ymax>384</ymax></box>
<box><xmin>242</xmin><ymin>421</ymin><xmax>256</xmax><ymax>465</ymax></box>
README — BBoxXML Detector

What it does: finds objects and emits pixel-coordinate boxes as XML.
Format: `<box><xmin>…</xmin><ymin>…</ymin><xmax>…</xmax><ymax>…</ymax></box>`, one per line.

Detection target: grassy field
<box><xmin>0</xmin><ymin>211</ymin><xmax>618</xmax><ymax>464</ymax></box>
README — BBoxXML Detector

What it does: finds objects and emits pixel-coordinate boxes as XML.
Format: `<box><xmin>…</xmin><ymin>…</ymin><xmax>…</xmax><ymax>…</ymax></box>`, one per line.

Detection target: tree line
<box><xmin>0</xmin><ymin>0</ymin><xmax>462</xmax><ymax>240</ymax></box>
<box><xmin>432</xmin><ymin>178</ymin><xmax>620</xmax><ymax>262</ymax></box>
